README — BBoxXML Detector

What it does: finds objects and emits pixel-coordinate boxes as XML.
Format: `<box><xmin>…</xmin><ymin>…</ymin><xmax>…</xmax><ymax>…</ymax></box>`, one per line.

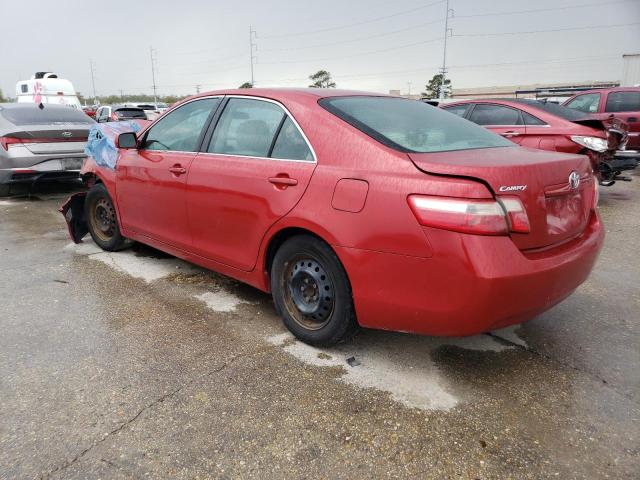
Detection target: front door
<box><xmin>186</xmin><ymin>97</ymin><xmax>317</xmax><ymax>271</ymax></box>
<box><xmin>116</xmin><ymin>97</ymin><xmax>221</xmax><ymax>250</ymax></box>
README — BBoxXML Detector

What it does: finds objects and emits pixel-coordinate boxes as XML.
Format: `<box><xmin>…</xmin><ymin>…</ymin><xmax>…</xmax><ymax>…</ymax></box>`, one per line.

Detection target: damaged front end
<box><xmin>59</xmin><ymin>191</ymin><xmax>88</xmax><ymax>243</ymax></box>
<box><xmin>573</xmin><ymin>116</ymin><xmax>638</xmax><ymax>186</ymax></box>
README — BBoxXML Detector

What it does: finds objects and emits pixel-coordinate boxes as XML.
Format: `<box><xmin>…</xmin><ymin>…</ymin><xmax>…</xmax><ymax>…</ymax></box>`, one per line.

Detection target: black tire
<box><xmin>271</xmin><ymin>235</ymin><xmax>359</xmax><ymax>346</ymax></box>
<box><xmin>84</xmin><ymin>183</ymin><xmax>129</xmax><ymax>251</ymax></box>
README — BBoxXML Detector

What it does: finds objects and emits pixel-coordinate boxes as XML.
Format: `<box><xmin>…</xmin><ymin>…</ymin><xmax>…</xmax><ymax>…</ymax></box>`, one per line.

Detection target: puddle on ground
<box><xmin>268</xmin><ymin>331</ymin><xmax>515</xmax><ymax>411</ymax></box>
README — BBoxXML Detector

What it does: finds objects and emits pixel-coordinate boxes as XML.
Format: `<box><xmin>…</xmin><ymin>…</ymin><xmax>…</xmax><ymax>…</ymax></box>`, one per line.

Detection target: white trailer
<box><xmin>15</xmin><ymin>72</ymin><xmax>82</xmax><ymax>109</ymax></box>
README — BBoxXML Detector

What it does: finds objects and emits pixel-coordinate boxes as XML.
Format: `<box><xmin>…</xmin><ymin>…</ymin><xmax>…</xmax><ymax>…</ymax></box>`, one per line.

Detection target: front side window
<box><xmin>469</xmin><ymin>104</ymin><xmax>522</xmax><ymax>126</ymax></box>
<box><xmin>320</xmin><ymin>96</ymin><xmax>512</xmax><ymax>153</ymax></box>
<box><xmin>565</xmin><ymin>93</ymin><xmax>601</xmax><ymax>113</ymax></box>
<box><xmin>605</xmin><ymin>91</ymin><xmax>640</xmax><ymax>112</ymax></box>
<box><xmin>143</xmin><ymin>98</ymin><xmax>219</xmax><ymax>152</ymax></box>
<box><xmin>208</xmin><ymin>98</ymin><xmax>285</xmax><ymax>157</ymax></box>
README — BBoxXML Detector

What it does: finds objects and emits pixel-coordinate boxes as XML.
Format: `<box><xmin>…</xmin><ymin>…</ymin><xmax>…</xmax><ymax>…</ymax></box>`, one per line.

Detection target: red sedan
<box><xmin>441</xmin><ymin>98</ymin><xmax>635</xmax><ymax>186</ymax></box>
<box><xmin>63</xmin><ymin>89</ymin><xmax>603</xmax><ymax>346</ymax></box>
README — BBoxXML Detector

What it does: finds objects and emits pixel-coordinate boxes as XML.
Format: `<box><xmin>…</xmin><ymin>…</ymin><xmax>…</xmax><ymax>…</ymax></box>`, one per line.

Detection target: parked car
<box><xmin>61</xmin><ymin>89</ymin><xmax>603</xmax><ymax>346</ymax></box>
<box><xmin>0</xmin><ymin>103</ymin><xmax>94</xmax><ymax>196</ymax></box>
<box><xmin>94</xmin><ymin>105</ymin><xmax>147</xmax><ymax>123</ymax></box>
<box><xmin>563</xmin><ymin>87</ymin><xmax>640</xmax><ymax>150</ymax></box>
<box><xmin>82</xmin><ymin>105</ymin><xmax>97</xmax><ymax>118</ymax></box>
<box><xmin>441</xmin><ymin>98</ymin><xmax>637</xmax><ymax>186</ymax></box>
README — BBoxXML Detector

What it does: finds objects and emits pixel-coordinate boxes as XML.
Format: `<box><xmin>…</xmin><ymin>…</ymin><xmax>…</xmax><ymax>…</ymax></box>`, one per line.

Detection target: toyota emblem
<box><xmin>569</xmin><ymin>171</ymin><xmax>580</xmax><ymax>190</ymax></box>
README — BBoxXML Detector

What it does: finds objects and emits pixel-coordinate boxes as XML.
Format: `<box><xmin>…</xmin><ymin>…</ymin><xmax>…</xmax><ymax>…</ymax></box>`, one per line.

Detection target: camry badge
<box><xmin>61</xmin><ymin>131</ymin><xmax>73</xmax><ymax>138</ymax></box>
<box><xmin>569</xmin><ymin>171</ymin><xmax>580</xmax><ymax>190</ymax></box>
<box><xmin>499</xmin><ymin>185</ymin><xmax>527</xmax><ymax>192</ymax></box>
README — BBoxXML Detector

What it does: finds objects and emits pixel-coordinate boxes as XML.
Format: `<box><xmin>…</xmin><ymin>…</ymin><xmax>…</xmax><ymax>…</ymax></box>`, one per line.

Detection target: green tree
<box><xmin>0</xmin><ymin>89</ymin><xmax>7</xmax><ymax>102</ymax></box>
<box><xmin>308</xmin><ymin>70</ymin><xmax>336</xmax><ymax>88</ymax></box>
<box><xmin>239</xmin><ymin>82</ymin><xmax>253</xmax><ymax>89</ymax></box>
<box><xmin>422</xmin><ymin>74</ymin><xmax>452</xmax><ymax>99</ymax></box>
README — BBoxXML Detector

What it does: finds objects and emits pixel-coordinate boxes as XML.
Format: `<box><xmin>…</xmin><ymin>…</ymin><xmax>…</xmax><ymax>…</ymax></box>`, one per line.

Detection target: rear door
<box><xmin>116</xmin><ymin>97</ymin><xmax>221</xmax><ymax>250</ymax></box>
<box><xmin>603</xmin><ymin>90</ymin><xmax>640</xmax><ymax>148</ymax></box>
<box><xmin>467</xmin><ymin>103</ymin><xmax>527</xmax><ymax>144</ymax></box>
<box><xmin>186</xmin><ymin>96</ymin><xmax>316</xmax><ymax>271</ymax></box>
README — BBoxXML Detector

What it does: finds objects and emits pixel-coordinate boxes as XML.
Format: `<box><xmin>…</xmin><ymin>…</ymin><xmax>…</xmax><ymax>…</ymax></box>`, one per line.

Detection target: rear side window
<box><xmin>320</xmin><ymin>96</ymin><xmax>512</xmax><ymax>153</ymax></box>
<box><xmin>144</xmin><ymin>98</ymin><xmax>220</xmax><ymax>152</ymax></box>
<box><xmin>208</xmin><ymin>98</ymin><xmax>285</xmax><ymax>157</ymax></box>
<box><xmin>271</xmin><ymin>117</ymin><xmax>313</xmax><ymax>161</ymax></box>
<box><xmin>565</xmin><ymin>93</ymin><xmax>600</xmax><ymax>113</ymax></box>
<box><xmin>115</xmin><ymin>108</ymin><xmax>147</xmax><ymax>119</ymax></box>
<box><xmin>442</xmin><ymin>104</ymin><xmax>469</xmax><ymax>117</ymax></box>
<box><xmin>522</xmin><ymin>111</ymin><xmax>547</xmax><ymax>126</ymax></box>
<box><xmin>605</xmin><ymin>91</ymin><xmax>640</xmax><ymax>112</ymax></box>
<box><xmin>0</xmin><ymin>105</ymin><xmax>94</xmax><ymax>125</ymax></box>
<box><xmin>469</xmin><ymin>104</ymin><xmax>522</xmax><ymax>126</ymax></box>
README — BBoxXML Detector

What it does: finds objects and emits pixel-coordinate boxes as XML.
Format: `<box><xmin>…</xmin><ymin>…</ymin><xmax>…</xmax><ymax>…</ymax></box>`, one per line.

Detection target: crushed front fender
<box><xmin>59</xmin><ymin>192</ymin><xmax>88</xmax><ymax>243</ymax></box>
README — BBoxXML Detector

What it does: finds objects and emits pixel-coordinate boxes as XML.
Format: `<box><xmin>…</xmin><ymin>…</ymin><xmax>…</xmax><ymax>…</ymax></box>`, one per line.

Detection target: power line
<box><xmin>454</xmin><ymin>21</ymin><xmax>640</xmax><ymax>37</ymax></box>
<box><xmin>260</xmin><ymin>36</ymin><xmax>442</xmax><ymax>65</ymax></box>
<box><xmin>261</xmin><ymin>18</ymin><xmax>443</xmax><ymax>52</ymax></box>
<box><xmin>260</xmin><ymin>0</ymin><xmax>445</xmax><ymax>39</ymax></box>
<box><xmin>454</xmin><ymin>0</ymin><xmax>633</xmax><ymax>19</ymax></box>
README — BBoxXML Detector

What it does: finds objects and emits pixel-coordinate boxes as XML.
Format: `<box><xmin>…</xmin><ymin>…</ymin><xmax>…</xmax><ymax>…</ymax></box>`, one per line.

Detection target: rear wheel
<box><xmin>271</xmin><ymin>235</ymin><xmax>358</xmax><ymax>346</ymax></box>
<box><xmin>85</xmin><ymin>183</ymin><xmax>129</xmax><ymax>251</ymax></box>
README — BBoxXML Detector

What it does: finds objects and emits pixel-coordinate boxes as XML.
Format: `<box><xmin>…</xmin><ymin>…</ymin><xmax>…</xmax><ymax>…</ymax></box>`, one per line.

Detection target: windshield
<box><xmin>319</xmin><ymin>96</ymin><xmax>513</xmax><ymax>153</ymax></box>
<box><xmin>521</xmin><ymin>100</ymin><xmax>587</xmax><ymax>121</ymax></box>
<box><xmin>0</xmin><ymin>105</ymin><xmax>94</xmax><ymax>125</ymax></box>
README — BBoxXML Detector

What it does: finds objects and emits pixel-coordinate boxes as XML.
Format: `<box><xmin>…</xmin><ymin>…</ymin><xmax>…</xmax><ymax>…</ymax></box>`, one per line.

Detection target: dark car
<box><xmin>0</xmin><ymin>103</ymin><xmax>94</xmax><ymax>195</ymax></box>
<box><xmin>94</xmin><ymin>105</ymin><xmax>147</xmax><ymax>123</ymax></box>
<box><xmin>441</xmin><ymin>98</ymin><xmax>636</xmax><ymax>185</ymax></box>
<box><xmin>563</xmin><ymin>88</ymin><xmax>640</xmax><ymax>149</ymax></box>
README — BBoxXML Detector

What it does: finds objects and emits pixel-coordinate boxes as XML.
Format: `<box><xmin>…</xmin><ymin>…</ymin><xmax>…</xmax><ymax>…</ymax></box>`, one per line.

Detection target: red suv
<box><xmin>564</xmin><ymin>87</ymin><xmax>640</xmax><ymax>149</ymax></box>
<box><xmin>62</xmin><ymin>90</ymin><xmax>603</xmax><ymax>346</ymax></box>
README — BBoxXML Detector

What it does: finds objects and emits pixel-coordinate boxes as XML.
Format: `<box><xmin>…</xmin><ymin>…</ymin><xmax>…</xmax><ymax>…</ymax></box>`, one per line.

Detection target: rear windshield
<box><xmin>319</xmin><ymin>96</ymin><xmax>513</xmax><ymax>153</ymax></box>
<box><xmin>520</xmin><ymin>100</ymin><xmax>586</xmax><ymax>121</ymax></box>
<box><xmin>0</xmin><ymin>106</ymin><xmax>94</xmax><ymax>126</ymax></box>
<box><xmin>115</xmin><ymin>108</ymin><xmax>147</xmax><ymax>118</ymax></box>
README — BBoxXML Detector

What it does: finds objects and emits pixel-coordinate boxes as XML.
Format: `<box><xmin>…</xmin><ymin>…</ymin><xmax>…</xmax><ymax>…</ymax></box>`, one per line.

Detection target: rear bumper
<box><xmin>336</xmin><ymin>211</ymin><xmax>604</xmax><ymax>336</ymax></box>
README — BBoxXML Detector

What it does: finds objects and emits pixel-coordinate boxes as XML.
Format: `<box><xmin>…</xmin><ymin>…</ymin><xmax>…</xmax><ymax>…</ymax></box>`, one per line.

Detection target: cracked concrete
<box><xmin>1</xmin><ymin>178</ymin><xmax>639</xmax><ymax>479</ymax></box>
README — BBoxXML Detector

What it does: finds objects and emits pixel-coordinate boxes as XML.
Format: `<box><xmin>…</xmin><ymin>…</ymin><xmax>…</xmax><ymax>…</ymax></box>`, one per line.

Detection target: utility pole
<box><xmin>195</xmin><ymin>84</ymin><xmax>201</xmax><ymax>94</ymax></box>
<box><xmin>120</xmin><ymin>89</ymin><xmax>125</xmax><ymax>102</ymax></box>
<box><xmin>407</xmin><ymin>81</ymin><xmax>412</xmax><ymax>98</ymax></box>
<box><xmin>439</xmin><ymin>0</ymin><xmax>454</xmax><ymax>99</ymax></box>
<box><xmin>249</xmin><ymin>26</ymin><xmax>257</xmax><ymax>86</ymax></box>
<box><xmin>89</xmin><ymin>60</ymin><xmax>97</xmax><ymax>105</ymax></box>
<box><xmin>150</xmin><ymin>47</ymin><xmax>158</xmax><ymax>105</ymax></box>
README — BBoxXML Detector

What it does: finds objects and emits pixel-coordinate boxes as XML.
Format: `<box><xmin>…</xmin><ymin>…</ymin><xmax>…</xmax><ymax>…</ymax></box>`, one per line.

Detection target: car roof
<box><xmin>0</xmin><ymin>102</ymin><xmax>79</xmax><ymax>111</ymax></box>
<box><xmin>190</xmin><ymin>87</ymin><xmax>393</xmax><ymax>102</ymax></box>
<box><xmin>567</xmin><ymin>87</ymin><xmax>640</xmax><ymax>96</ymax></box>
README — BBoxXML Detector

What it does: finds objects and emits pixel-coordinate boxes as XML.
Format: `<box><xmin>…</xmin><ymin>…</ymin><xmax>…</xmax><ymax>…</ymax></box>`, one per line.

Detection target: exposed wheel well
<box><xmin>265</xmin><ymin>227</ymin><xmax>329</xmax><ymax>276</ymax></box>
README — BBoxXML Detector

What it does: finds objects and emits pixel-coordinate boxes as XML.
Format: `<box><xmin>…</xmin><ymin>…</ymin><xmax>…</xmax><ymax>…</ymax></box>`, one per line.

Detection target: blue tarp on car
<box><xmin>84</xmin><ymin>121</ymin><xmax>143</xmax><ymax>170</ymax></box>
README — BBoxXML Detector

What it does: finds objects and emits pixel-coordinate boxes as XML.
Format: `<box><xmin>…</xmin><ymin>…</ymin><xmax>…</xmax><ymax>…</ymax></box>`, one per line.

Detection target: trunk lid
<box><xmin>408</xmin><ymin>146</ymin><xmax>595</xmax><ymax>250</ymax></box>
<box><xmin>4</xmin><ymin>126</ymin><xmax>89</xmax><ymax>154</ymax></box>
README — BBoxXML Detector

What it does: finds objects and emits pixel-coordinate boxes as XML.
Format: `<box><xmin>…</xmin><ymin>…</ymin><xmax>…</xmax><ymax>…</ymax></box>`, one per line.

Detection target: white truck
<box><xmin>15</xmin><ymin>72</ymin><xmax>82</xmax><ymax>109</ymax></box>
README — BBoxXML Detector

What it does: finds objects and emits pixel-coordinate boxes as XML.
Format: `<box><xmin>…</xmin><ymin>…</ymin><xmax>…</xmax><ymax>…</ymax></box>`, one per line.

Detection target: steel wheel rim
<box><xmin>282</xmin><ymin>256</ymin><xmax>335</xmax><ymax>330</ymax></box>
<box><xmin>90</xmin><ymin>196</ymin><xmax>116</xmax><ymax>242</ymax></box>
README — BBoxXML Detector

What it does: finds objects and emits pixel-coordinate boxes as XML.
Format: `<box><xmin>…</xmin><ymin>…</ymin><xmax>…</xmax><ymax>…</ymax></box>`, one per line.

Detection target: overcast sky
<box><xmin>0</xmin><ymin>0</ymin><xmax>638</xmax><ymax>99</ymax></box>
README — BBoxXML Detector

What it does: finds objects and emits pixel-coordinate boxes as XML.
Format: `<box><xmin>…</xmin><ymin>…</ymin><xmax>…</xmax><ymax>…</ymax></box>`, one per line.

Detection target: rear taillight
<box><xmin>0</xmin><ymin>137</ymin><xmax>22</xmax><ymax>150</ymax></box>
<box><xmin>408</xmin><ymin>195</ymin><xmax>530</xmax><ymax>236</ymax></box>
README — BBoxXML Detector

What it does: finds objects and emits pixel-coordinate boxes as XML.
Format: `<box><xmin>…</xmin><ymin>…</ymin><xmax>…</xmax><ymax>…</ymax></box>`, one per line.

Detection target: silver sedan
<box><xmin>0</xmin><ymin>103</ymin><xmax>94</xmax><ymax>196</ymax></box>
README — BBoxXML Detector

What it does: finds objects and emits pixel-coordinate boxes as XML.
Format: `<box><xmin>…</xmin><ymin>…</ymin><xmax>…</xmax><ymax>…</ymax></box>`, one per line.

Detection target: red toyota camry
<box><xmin>63</xmin><ymin>89</ymin><xmax>604</xmax><ymax>346</ymax></box>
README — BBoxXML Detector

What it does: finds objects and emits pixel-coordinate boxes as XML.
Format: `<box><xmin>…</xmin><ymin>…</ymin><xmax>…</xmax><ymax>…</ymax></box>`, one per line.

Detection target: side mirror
<box><xmin>117</xmin><ymin>132</ymin><xmax>138</xmax><ymax>149</ymax></box>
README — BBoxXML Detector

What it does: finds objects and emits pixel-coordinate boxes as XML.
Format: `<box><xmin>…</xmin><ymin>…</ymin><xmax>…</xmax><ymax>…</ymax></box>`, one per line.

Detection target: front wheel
<box><xmin>271</xmin><ymin>235</ymin><xmax>358</xmax><ymax>346</ymax></box>
<box><xmin>85</xmin><ymin>183</ymin><xmax>130</xmax><ymax>251</ymax></box>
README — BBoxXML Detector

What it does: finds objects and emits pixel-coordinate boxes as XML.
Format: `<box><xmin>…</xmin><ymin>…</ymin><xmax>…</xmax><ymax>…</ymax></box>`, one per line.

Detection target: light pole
<box><xmin>439</xmin><ymin>0</ymin><xmax>454</xmax><ymax>99</ymax></box>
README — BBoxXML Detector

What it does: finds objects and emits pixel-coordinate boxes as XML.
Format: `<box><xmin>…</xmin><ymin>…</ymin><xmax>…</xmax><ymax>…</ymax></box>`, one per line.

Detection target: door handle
<box><xmin>500</xmin><ymin>131</ymin><xmax>520</xmax><ymax>137</ymax></box>
<box><xmin>269</xmin><ymin>176</ymin><xmax>298</xmax><ymax>186</ymax></box>
<box><xmin>168</xmin><ymin>164</ymin><xmax>187</xmax><ymax>175</ymax></box>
